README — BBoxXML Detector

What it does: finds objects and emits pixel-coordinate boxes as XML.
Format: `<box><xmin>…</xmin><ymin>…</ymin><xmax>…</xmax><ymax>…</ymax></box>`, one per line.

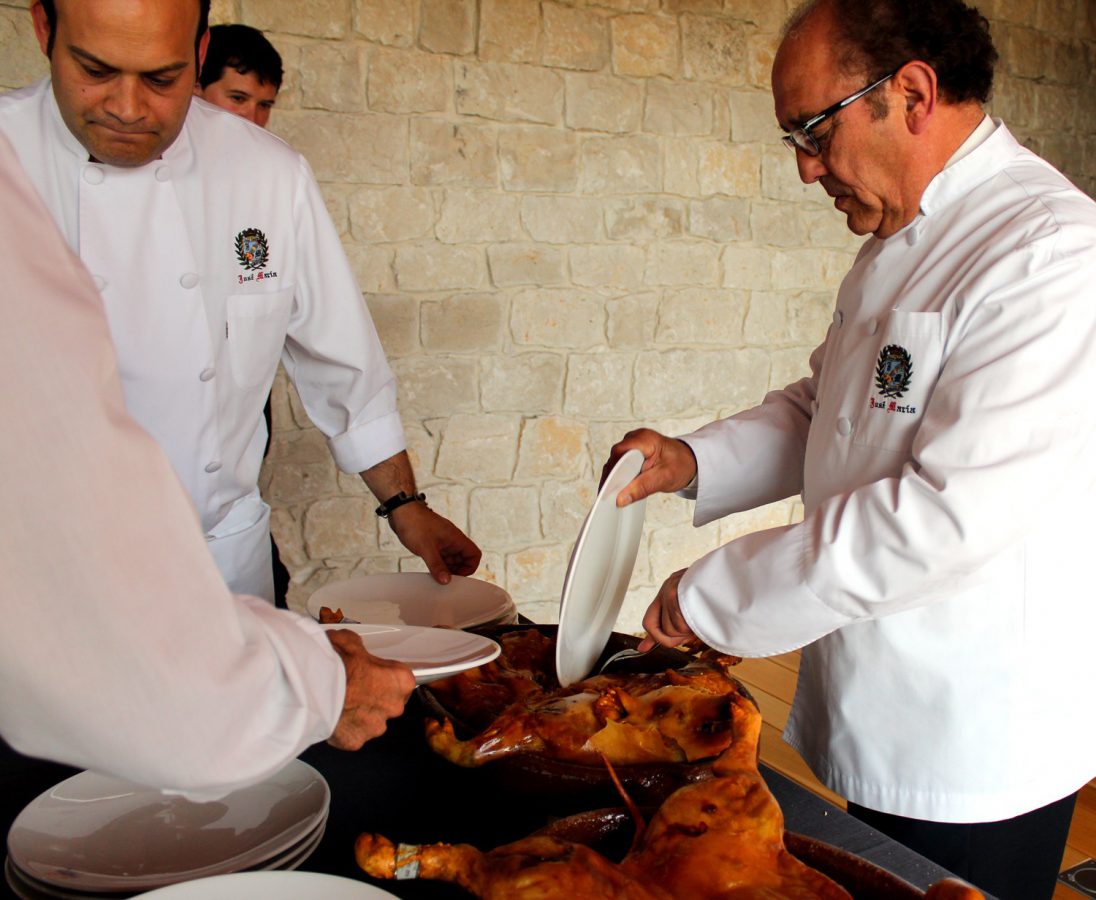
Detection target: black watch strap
<box><xmin>375</xmin><ymin>491</ymin><xmax>426</xmax><ymax>518</ymax></box>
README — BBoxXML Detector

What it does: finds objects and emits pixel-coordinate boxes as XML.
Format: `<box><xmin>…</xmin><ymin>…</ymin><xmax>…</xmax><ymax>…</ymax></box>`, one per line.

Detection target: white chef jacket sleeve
<box><xmin>678</xmin><ymin>229</ymin><xmax>1096</xmax><ymax>657</ymax></box>
<box><xmin>280</xmin><ymin>154</ymin><xmax>406</xmax><ymax>474</ymax></box>
<box><xmin>0</xmin><ymin>134</ymin><xmax>345</xmax><ymax>799</ymax></box>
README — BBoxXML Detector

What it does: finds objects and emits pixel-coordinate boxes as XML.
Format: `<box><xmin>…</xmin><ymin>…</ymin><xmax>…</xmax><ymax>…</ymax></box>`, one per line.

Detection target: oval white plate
<box><xmin>307</xmin><ymin>573</ymin><xmax>515</xmax><ymax>629</ymax></box>
<box><xmin>320</xmin><ymin>623</ymin><xmax>501</xmax><ymax>684</ymax></box>
<box><xmin>555</xmin><ymin>449</ymin><xmax>647</xmax><ymax>687</ymax></box>
<box><xmin>7</xmin><ymin>761</ymin><xmax>329</xmax><ymax>892</ymax></box>
<box><xmin>135</xmin><ymin>871</ymin><xmax>398</xmax><ymax>898</ymax></box>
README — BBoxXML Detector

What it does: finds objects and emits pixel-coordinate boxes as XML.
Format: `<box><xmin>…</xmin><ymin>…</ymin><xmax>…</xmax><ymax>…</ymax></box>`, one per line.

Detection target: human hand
<box><xmin>636</xmin><ymin>569</ymin><xmax>696</xmax><ymax>651</ymax></box>
<box><xmin>601</xmin><ymin>429</ymin><xmax>698</xmax><ymax>508</ymax></box>
<box><xmin>387</xmin><ymin>502</ymin><xmax>482</xmax><ymax>585</ymax></box>
<box><xmin>326</xmin><ymin>629</ymin><xmax>416</xmax><ymax>750</ymax></box>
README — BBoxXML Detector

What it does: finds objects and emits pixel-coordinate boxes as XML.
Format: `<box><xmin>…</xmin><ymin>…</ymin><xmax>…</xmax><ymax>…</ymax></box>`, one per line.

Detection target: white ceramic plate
<box><xmin>135</xmin><ymin>871</ymin><xmax>398</xmax><ymax>899</ymax></box>
<box><xmin>307</xmin><ymin>573</ymin><xmax>516</xmax><ymax>629</ymax></box>
<box><xmin>555</xmin><ymin>449</ymin><xmax>647</xmax><ymax>687</ymax></box>
<box><xmin>7</xmin><ymin>761</ymin><xmax>329</xmax><ymax>893</ymax></box>
<box><xmin>320</xmin><ymin>623</ymin><xmax>501</xmax><ymax>684</ymax></box>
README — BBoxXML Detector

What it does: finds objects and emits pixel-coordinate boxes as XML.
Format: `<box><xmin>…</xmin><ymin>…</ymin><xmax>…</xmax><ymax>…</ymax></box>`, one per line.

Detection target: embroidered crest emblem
<box><xmin>234</xmin><ymin>228</ymin><xmax>269</xmax><ymax>271</ymax></box>
<box><xmin>875</xmin><ymin>344</ymin><xmax>913</xmax><ymax>399</ymax></box>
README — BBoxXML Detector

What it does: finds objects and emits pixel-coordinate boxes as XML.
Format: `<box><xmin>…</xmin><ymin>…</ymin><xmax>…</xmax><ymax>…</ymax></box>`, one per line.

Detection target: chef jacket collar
<box><xmin>918</xmin><ymin>117</ymin><xmax>1013</xmax><ymax>221</ymax></box>
<box><xmin>44</xmin><ymin>76</ymin><xmax>194</xmax><ymax>176</ymax></box>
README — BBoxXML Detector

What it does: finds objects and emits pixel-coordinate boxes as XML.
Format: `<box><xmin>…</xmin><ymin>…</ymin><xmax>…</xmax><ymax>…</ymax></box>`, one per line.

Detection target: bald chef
<box><xmin>0</xmin><ymin>0</ymin><xmax>482</xmax><ymax>602</ymax></box>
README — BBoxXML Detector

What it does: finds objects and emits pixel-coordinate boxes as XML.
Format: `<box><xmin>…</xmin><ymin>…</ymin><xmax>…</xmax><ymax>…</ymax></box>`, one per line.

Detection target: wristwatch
<box><xmin>375</xmin><ymin>491</ymin><xmax>426</xmax><ymax>518</ymax></box>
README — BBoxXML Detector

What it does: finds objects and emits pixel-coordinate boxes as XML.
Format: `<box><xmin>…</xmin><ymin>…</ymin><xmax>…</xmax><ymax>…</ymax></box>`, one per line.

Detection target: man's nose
<box><xmin>795</xmin><ymin>148</ymin><xmax>826</xmax><ymax>184</ymax></box>
<box><xmin>104</xmin><ymin>77</ymin><xmax>145</xmax><ymax>124</ymax></box>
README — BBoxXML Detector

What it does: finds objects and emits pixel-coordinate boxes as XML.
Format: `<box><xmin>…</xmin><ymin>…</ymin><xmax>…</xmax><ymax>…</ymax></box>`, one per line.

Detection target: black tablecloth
<box><xmin>1</xmin><ymin>697</ymin><xmax>991</xmax><ymax>899</ymax></box>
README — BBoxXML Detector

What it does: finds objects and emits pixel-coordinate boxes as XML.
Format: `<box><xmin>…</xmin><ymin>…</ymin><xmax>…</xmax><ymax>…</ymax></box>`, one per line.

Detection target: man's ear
<box><xmin>30</xmin><ymin>2</ymin><xmax>51</xmax><ymax>57</ymax></box>
<box><xmin>196</xmin><ymin>27</ymin><xmax>210</xmax><ymax>82</ymax></box>
<box><xmin>894</xmin><ymin>60</ymin><xmax>937</xmax><ymax>135</ymax></box>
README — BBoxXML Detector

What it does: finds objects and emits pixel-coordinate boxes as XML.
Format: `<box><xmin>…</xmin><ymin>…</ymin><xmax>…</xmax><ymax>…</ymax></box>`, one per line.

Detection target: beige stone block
<box><xmin>759</xmin><ymin>145</ymin><xmax>816</xmax><ymax>202</ymax></box>
<box><xmin>266</xmin><ymin>39</ymin><xmax>302</xmax><ymax>111</ymax></box>
<box><xmin>349</xmin><ymin>186</ymin><xmax>435</xmax><ymax>243</ymax></box>
<box><xmin>542</xmin><ymin>2</ymin><xmax>609</xmax><ymax>71</ymax></box>
<box><xmin>345</xmin><ymin>244</ymin><xmax>395</xmax><ymax>293</ymax></box>
<box><xmin>303</xmin><ymin>497</ymin><xmax>378</xmax><ymax>558</ymax></box>
<box><xmin>512</xmin><ymin>289</ymin><xmax>606</xmax><ymax>348</ymax></box>
<box><xmin>663</xmin><ymin>137</ymin><xmax>700</xmax><ymax>195</ymax></box>
<box><xmin>271</xmin><ymin>111</ymin><xmax>407</xmax><ymax>184</ymax></box>
<box><xmin>576</xmin><ymin>0</ymin><xmax>658</xmax><ymax>11</ymax></box>
<box><xmin>611</xmin><ymin>14</ymin><xmax>679</xmax><ymax>78</ymax></box>
<box><xmin>419</xmin><ymin>0</ymin><xmax>475</xmax><ymax>55</ymax></box>
<box><xmin>991</xmin><ymin>75</ymin><xmax>1038</xmax><ymax>130</ymax></box>
<box><xmin>0</xmin><ymin>8</ymin><xmax>47</xmax><ymax>90</ymax></box>
<box><xmin>643</xmin><ymin>80</ymin><xmax>714</xmax><ymax>135</ymax></box>
<box><xmin>455</xmin><ymin>61</ymin><xmax>563</xmax><ymax>125</ymax></box>
<box><xmin>209</xmin><ymin>0</ymin><xmax>237</xmax><ymax>27</ymax></box>
<box><xmin>521</xmin><ymin>196</ymin><xmax>606</xmax><ymax>242</ymax></box>
<box><xmin>648</xmin><ymin>520</ymin><xmax>721</xmax><ymax>581</ymax></box>
<box><xmin>421</xmin><ymin>293</ymin><xmax>506</xmax><ymax>352</ymax></box>
<box><xmin>745</xmin><ymin>31</ymin><xmax>777</xmax><ymax>91</ymax></box>
<box><xmin>607</xmin><ymin>197</ymin><xmax>686</xmax><ymax>240</ymax></box>
<box><xmin>607</xmin><ymin>292</ymin><xmax>659</xmax><ymax>349</ymax></box>
<box><xmin>726</xmin><ymin>0</ymin><xmax>788</xmax><ymax>33</ymax></box>
<box><xmin>569</xmin><ymin>244</ymin><xmax>646</xmax><ymax>288</ymax></box>
<box><xmin>688</xmin><ymin>196</ymin><xmax>750</xmax><ymax>242</ymax></box>
<box><xmin>394</xmin><ymin>244</ymin><xmax>486</xmax><ymax>291</ymax></box>
<box><xmin>269</xmin><ymin>507</ymin><xmax>307</xmax><ymax>568</ymax></box>
<box><xmin>563</xmin><ymin>72</ymin><xmax>643</xmax><ymax>133</ymax></box>
<box><xmin>242</xmin><ymin>0</ymin><xmax>349</xmax><ymax>38</ymax></box>
<box><xmin>644</xmin><ymin>489</ymin><xmax>694</xmax><ymax>528</ymax></box>
<box><xmin>436</xmin><ymin>413</ymin><xmax>521</xmax><ymax>482</ymax></box>
<box><xmin>506</xmin><ymin>544</ymin><xmax>571</xmax><ymax>602</ymax></box>
<box><xmin>1005</xmin><ymin>26</ymin><xmax>1050</xmax><ymax>79</ymax></box>
<box><xmin>517</xmin><ymin>416</ymin><xmax>590</xmax><ymax>478</ymax></box>
<box><xmin>267</xmin><ymin>369</ymin><xmax>295</xmax><ymax>436</ymax></box>
<box><xmin>681</xmin><ymin>14</ymin><xmax>748</xmax><ymax>84</ymax></box>
<box><xmin>1036</xmin><ymin>0</ymin><xmax>1076</xmax><ymax>33</ymax></box>
<box><xmin>748</xmin><ymin>200</ymin><xmax>805</xmax><ymax>248</ymax></box>
<box><xmin>481</xmin><ymin>352</ymin><xmax>565</xmax><ymax>413</ymax></box>
<box><xmin>319</xmin><ymin>184</ymin><xmax>351</xmax><ymax>238</ymax></box>
<box><xmin>392</xmin><ymin>356</ymin><xmax>479</xmax><ymax>417</ymax></box>
<box><xmin>729</xmin><ymin>89</ymin><xmax>777</xmax><ymax>142</ymax></box>
<box><xmin>744</xmin><ymin>290</ymin><xmax>829</xmax><ymax>347</ymax></box>
<box><xmin>487</xmin><ymin>243</ymin><xmax>567</xmax><ymax>287</ymax></box>
<box><xmin>697</xmin><ymin>141</ymin><xmax>761</xmax><ymax>197</ymax></box>
<box><xmin>643</xmin><ymin>241</ymin><xmax>721</xmax><ymax>286</ymax></box>
<box><xmin>368</xmin><ymin>47</ymin><xmax>450</xmax><ymax>114</ymax></box>
<box><xmin>664</xmin><ymin>0</ymin><xmax>721</xmax><ymax>12</ymax></box>
<box><xmin>716</xmin><ymin>498</ymin><xmax>794</xmax><ymax>544</ymax></box>
<box><xmin>1035</xmin><ymin>84</ymin><xmax>1078</xmax><ymax>131</ymax></box>
<box><xmin>1047</xmin><ymin>38</ymin><xmax>1086</xmax><ymax>86</ymax></box>
<box><xmin>479</xmin><ymin>0</ymin><xmax>541</xmax><ymax>63</ymax></box>
<box><xmin>470</xmin><ymin>486</ymin><xmax>543</xmax><ymax>547</ymax></box>
<box><xmin>633</xmin><ymin>347</ymin><xmax>770</xmax><ymax>417</ymax></box>
<box><xmin>436</xmin><ymin>189</ymin><xmax>523</xmax><ymax>242</ymax></box>
<box><xmin>402</xmin><ymin>420</ymin><xmax>442</xmax><ymax>484</ymax></box>
<box><xmin>299</xmin><ymin>43</ymin><xmax>366</xmax><ymax>112</ymax></box>
<box><xmin>540</xmin><ymin>479</ymin><xmax>598</xmax><ymax>542</ymax></box>
<box><xmin>335</xmin><ymin>470</ymin><xmax>371</xmax><ymax>495</ymax></box>
<box><xmin>354</xmin><ymin>0</ymin><xmax>415</xmax><ymax>47</ymax></box>
<box><xmin>563</xmin><ymin>353</ymin><xmax>636</xmax><ymax>418</ymax></box>
<box><xmin>786</xmin><ymin>291</ymin><xmax>833</xmax><ymax>345</ymax></box>
<box><xmin>580</xmin><ymin>134</ymin><xmax>661</xmax><ymax>193</ymax></box>
<box><xmin>265</xmin><ymin>453</ymin><xmax>340</xmax><ymax>507</ymax></box>
<box><xmin>498</xmin><ymin>126</ymin><xmax>579</xmax><ymax>192</ymax></box>
<box><xmin>769</xmin><ymin>345</ymin><xmax>814</xmax><ymax>392</ymax></box>
<box><xmin>656</xmin><ymin>288</ymin><xmax>748</xmax><ymax>346</ymax></box>
<box><xmin>364</xmin><ymin>294</ymin><xmax>419</xmax><ymax>356</ymax></box>
<box><xmin>802</xmin><ymin>206</ymin><xmax>864</xmax><ymax>252</ymax></box>
<box><xmin>770</xmin><ymin>248</ymin><xmax>850</xmax><ymax>291</ymax></box>
<box><xmin>410</xmin><ymin>118</ymin><xmax>497</xmax><ymax>187</ymax></box>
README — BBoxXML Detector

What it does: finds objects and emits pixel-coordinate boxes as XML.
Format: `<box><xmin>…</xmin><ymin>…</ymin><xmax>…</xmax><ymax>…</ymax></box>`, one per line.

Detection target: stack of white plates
<box><xmin>5</xmin><ymin>760</ymin><xmax>329</xmax><ymax>899</ymax></box>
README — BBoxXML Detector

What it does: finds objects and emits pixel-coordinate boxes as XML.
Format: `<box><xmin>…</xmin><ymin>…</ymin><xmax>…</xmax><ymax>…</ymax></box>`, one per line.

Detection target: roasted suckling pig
<box><xmin>424</xmin><ymin>628</ymin><xmax>749</xmax><ymax>767</ymax></box>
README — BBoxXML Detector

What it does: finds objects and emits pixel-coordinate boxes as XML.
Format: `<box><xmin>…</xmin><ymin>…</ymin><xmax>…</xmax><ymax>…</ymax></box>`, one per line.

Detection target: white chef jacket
<box><xmin>678</xmin><ymin>120</ymin><xmax>1096</xmax><ymax>823</ymax></box>
<box><xmin>0</xmin><ymin>79</ymin><xmax>406</xmax><ymax>601</ymax></box>
<box><xmin>0</xmin><ymin>132</ymin><xmax>343</xmax><ymax>797</ymax></box>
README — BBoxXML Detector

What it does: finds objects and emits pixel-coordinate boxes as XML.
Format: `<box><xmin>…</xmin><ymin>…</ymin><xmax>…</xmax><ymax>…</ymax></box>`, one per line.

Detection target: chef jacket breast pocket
<box><xmin>226</xmin><ymin>288</ymin><xmax>294</xmax><ymax>390</ymax></box>
<box><xmin>852</xmin><ymin>310</ymin><xmax>944</xmax><ymax>455</ymax></box>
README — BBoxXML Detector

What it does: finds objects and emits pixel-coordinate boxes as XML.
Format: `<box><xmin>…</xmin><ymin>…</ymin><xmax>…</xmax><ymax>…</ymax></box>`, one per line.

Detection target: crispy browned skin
<box><xmin>317</xmin><ymin>606</ymin><xmax>345</xmax><ymax>624</ymax></box>
<box><xmin>425</xmin><ymin>631</ymin><xmax>747</xmax><ymax>767</ymax></box>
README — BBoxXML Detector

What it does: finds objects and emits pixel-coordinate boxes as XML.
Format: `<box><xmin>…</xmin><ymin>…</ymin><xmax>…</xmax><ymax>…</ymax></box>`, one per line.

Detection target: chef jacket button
<box><xmin>179</xmin><ymin>272</ymin><xmax>199</xmax><ymax>289</ymax></box>
<box><xmin>204</xmin><ymin>461</ymin><xmax>222</xmax><ymax>474</ymax></box>
<box><xmin>83</xmin><ymin>166</ymin><xmax>104</xmax><ymax>185</ymax></box>
<box><xmin>836</xmin><ymin>417</ymin><xmax>852</xmax><ymax>436</ymax></box>
<box><xmin>199</xmin><ymin>368</ymin><xmax>215</xmax><ymax>382</ymax></box>
<box><xmin>906</xmin><ymin>227</ymin><xmax>920</xmax><ymax>246</ymax></box>
<box><xmin>867</xmin><ymin>317</ymin><xmax>878</xmax><ymax>335</ymax></box>
<box><xmin>155</xmin><ymin>165</ymin><xmax>172</xmax><ymax>182</ymax></box>
<box><xmin>832</xmin><ymin>310</ymin><xmax>844</xmax><ymax>327</ymax></box>
<box><xmin>92</xmin><ymin>275</ymin><xmax>107</xmax><ymax>291</ymax></box>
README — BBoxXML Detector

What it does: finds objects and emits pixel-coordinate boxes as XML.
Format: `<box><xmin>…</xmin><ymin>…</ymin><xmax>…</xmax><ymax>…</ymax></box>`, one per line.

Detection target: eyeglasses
<box><xmin>781</xmin><ymin>71</ymin><xmax>897</xmax><ymax>157</ymax></box>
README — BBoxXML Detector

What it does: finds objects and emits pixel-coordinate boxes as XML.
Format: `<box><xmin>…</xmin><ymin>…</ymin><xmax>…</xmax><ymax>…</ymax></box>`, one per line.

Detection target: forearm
<box><xmin>359</xmin><ymin>450</ymin><xmax>417</xmax><ymax>503</ymax></box>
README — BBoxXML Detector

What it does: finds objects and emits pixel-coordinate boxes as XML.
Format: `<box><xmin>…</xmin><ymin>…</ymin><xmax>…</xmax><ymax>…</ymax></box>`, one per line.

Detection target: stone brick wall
<box><xmin>2</xmin><ymin>0</ymin><xmax>1094</xmax><ymax>628</ymax></box>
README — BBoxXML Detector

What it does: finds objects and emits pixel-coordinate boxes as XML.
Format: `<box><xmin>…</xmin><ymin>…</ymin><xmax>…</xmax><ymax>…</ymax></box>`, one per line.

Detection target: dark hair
<box><xmin>786</xmin><ymin>0</ymin><xmax>997</xmax><ymax>105</ymax></box>
<box><xmin>38</xmin><ymin>0</ymin><xmax>211</xmax><ymax>66</ymax></box>
<box><xmin>199</xmin><ymin>24</ymin><xmax>283</xmax><ymax>90</ymax></box>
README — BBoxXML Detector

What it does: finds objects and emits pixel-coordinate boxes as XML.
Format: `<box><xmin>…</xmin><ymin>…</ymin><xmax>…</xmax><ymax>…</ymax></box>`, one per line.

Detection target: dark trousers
<box><xmin>264</xmin><ymin>396</ymin><xmax>291</xmax><ymax>611</ymax></box>
<box><xmin>848</xmin><ymin>791</ymin><xmax>1078</xmax><ymax>900</ymax></box>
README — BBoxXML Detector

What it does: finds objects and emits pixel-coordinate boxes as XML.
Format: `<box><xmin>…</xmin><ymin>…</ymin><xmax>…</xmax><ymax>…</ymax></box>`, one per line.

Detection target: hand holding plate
<box><xmin>326</xmin><ymin>629</ymin><xmax>416</xmax><ymax>750</ymax></box>
<box><xmin>602</xmin><ymin>428</ymin><xmax>698</xmax><ymax>507</ymax></box>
